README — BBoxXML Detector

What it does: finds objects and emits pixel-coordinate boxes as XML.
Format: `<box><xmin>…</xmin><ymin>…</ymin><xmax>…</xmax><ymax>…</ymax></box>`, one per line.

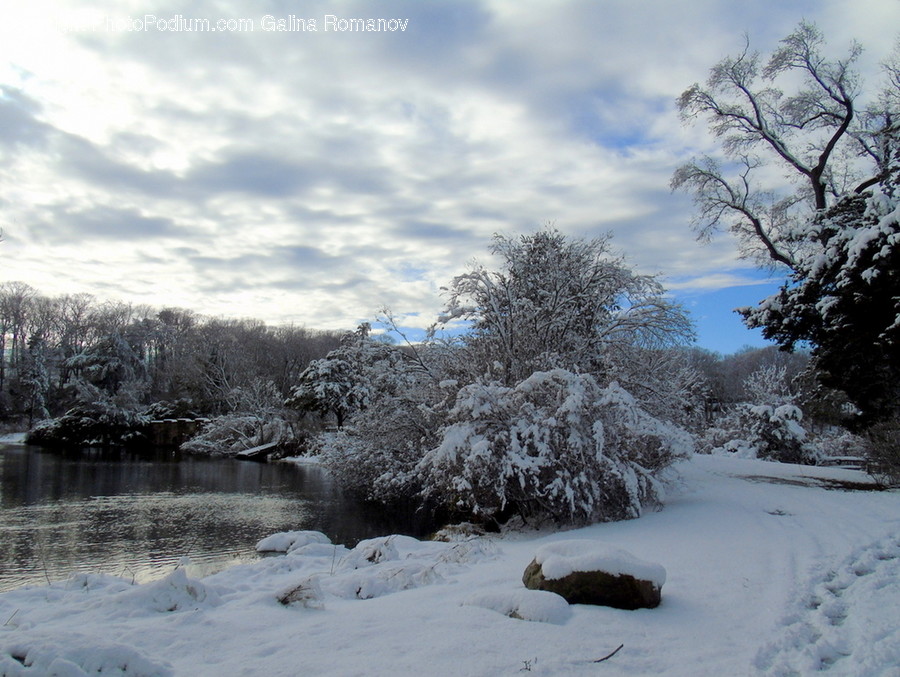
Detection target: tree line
<box><xmin>0</xmin><ymin>281</ymin><xmax>342</xmax><ymax>435</ymax></box>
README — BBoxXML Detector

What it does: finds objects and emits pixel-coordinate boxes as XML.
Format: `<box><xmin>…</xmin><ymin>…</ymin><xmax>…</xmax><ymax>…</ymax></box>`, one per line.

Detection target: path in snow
<box><xmin>755</xmin><ymin>532</ymin><xmax>900</xmax><ymax>676</ymax></box>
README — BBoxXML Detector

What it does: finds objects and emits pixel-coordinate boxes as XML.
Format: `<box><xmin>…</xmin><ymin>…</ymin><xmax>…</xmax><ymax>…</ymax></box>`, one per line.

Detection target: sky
<box><xmin>1</xmin><ymin>0</ymin><xmax>898</xmax><ymax>355</ymax></box>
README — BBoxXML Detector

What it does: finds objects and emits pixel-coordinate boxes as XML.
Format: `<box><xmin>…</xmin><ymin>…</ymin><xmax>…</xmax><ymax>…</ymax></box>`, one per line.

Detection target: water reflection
<box><xmin>0</xmin><ymin>444</ymin><xmax>434</xmax><ymax>592</ymax></box>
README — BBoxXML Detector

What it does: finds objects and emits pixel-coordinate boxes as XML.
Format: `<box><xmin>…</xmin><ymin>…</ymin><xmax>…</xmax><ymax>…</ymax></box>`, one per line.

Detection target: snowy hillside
<box><xmin>1</xmin><ymin>455</ymin><xmax>898</xmax><ymax>676</ymax></box>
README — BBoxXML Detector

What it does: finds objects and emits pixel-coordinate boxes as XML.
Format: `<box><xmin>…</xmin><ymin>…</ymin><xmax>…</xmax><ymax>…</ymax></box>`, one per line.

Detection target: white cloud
<box><xmin>1</xmin><ymin>0</ymin><xmax>897</xmax><ymax>342</ymax></box>
<box><xmin>666</xmin><ymin>271</ymin><xmax>781</xmax><ymax>293</ymax></box>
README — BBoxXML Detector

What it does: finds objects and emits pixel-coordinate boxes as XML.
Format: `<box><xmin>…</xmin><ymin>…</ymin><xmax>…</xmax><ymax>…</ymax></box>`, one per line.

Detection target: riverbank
<box><xmin>0</xmin><ymin>443</ymin><xmax>431</xmax><ymax>593</ymax></box>
<box><xmin>2</xmin><ymin>454</ymin><xmax>898</xmax><ymax>676</ymax></box>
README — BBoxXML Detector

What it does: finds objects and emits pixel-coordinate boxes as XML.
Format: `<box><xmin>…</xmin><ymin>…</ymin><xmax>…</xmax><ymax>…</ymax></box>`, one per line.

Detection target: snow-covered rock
<box><xmin>522</xmin><ymin>540</ymin><xmax>666</xmax><ymax>609</ymax></box>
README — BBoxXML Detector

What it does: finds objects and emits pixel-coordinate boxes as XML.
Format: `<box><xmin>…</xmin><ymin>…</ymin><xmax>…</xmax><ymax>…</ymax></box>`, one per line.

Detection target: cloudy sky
<box><xmin>2</xmin><ymin>0</ymin><xmax>898</xmax><ymax>353</ymax></box>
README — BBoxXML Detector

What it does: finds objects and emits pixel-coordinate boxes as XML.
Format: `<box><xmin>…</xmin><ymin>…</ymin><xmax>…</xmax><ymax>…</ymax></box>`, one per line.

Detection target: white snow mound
<box><xmin>464</xmin><ymin>589</ymin><xmax>572</xmax><ymax>624</ymax></box>
<box><xmin>115</xmin><ymin>566</ymin><xmax>221</xmax><ymax>613</ymax></box>
<box><xmin>255</xmin><ymin>530</ymin><xmax>331</xmax><ymax>554</ymax></box>
<box><xmin>324</xmin><ymin>560</ymin><xmax>444</xmax><ymax>600</ymax></box>
<box><xmin>0</xmin><ymin>634</ymin><xmax>173</xmax><ymax>676</ymax></box>
<box><xmin>534</xmin><ymin>539</ymin><xmax>666</xmax><ymax>586</ymax></box>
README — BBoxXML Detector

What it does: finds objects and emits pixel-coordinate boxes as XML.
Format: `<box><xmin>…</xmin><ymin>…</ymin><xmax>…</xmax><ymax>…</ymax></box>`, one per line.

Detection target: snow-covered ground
<box><xmin>1</xmin><ymin>455</ymin><xmax>898</xmax><ymax>676</ymax></box>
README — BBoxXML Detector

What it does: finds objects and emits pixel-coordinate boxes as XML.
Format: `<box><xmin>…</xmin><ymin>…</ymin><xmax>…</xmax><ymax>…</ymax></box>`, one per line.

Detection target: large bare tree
<box><xmin>674</xmin><ymin>23</ymin><xmax>900</xmax><ymax>425</ymax></box>
<box><xmin>673</xmin><ymin>22</ymin><xmax>897</xmax><ymax>270</ymax></box>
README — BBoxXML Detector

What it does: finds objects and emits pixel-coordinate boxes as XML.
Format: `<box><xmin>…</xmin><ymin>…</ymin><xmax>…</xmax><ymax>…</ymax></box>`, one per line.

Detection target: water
<box><xmin>0</xmin><ymin>441</ymin><xmax>433</xmax><ymax>592</ymax></box>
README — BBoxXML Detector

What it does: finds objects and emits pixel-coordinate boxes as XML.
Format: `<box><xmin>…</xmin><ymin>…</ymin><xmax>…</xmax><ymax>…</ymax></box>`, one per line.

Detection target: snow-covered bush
<box><xmin>704</xmin><ymin>402</ymin><xmax>817</xmax><ymax>464</ymax></box>
<box><xmin>143</xmin><ymin>399</ymin><xmax>199</xmax><ymax>420</ymax></box>
<box><xmin>179</xmin><ymin>412</ymin><xmax>290</xmax><ymax>456</ymax></box>
<box><xmin>313</xmin><ymin>229</ymin><xmax>696</xmax><ymax>526</ymax></box>
<box><xmin>864</xmin><ymin>418</ymin><xmax>900</xmax><ymax>486</ymax></box>
<box><xmin>181</xmin><ymin>379</ymin><xmax>296</xmax><ymax>456</ymax></box>
<box><xmin>310</xmin><ymin>323</ymin><xmax>447</xmax><ymax>499</ymax></box>
<box><xmin>417</xmin><ymin>369</ymin><xmax>692</xmax><ymax>524</ymax></box>
<box><xmin>615</xmin><ymin>348</ymin><xmax>711</xmax><ymax>433</ymax></box>
<box><xmin>812</xmin><ymin>427</ymin><xmax>868</xmax><ymax>460</ymax></box>
<box><xmin>318</xmin><ymin>379</ymin><xmax>444</xmax><ymax>501</ymax></box>
<box><xmin>701</xmin><ymin>364</ymin><xmax>821</xmax><ymax>464</ymax></box>
<box><xmin>744</xmin><ymin>404</ymin><xmax>811</xmax><ymax>464</ymax></box>
<box><xmin>26</xmin><ymin>381</ymin><xmax>149</xmax><ymax>448</ymax></box>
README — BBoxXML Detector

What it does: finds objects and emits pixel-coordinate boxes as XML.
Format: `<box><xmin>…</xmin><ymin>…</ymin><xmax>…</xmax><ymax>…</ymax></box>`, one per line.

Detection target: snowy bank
<box><xmin>1</xmin><ymin>455</ymin><xmax>898</xmax><ymax>676</ymax></box>
<box><xmin>278</xmin><ymin>454</ymin><xmax>324</xmax><ymax>466</ymax></box>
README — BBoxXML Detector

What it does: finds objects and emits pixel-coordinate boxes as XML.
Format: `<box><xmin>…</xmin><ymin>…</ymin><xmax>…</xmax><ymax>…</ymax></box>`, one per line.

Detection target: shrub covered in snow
<box><xmin>700</xmin><ymin>364</ymin><xmax>822</xmax><ymax>464</ymax></box>
<box><xmin>703</xmin><ymin>403</ymin><xmax>819</xmax><ymax>464</ymax></box>
<box><xmin>179</xmin><ymin>412</ymin><xmax>291</xmax><ymax>456</ymax></box>
<box><xmin>26</xmin><ymin>382</ymin><xmax>149</xmax><ymax>448</ymax></box>
<box><xmin>864</xmin><ymin>417</ymin><xmax>900</xmax><ymax>486</ymax></box>
<box><xmin>181</xmin><ymin>379</ymin><xmax>299</xmax><ymax>456</ymax></box>
<box><xmin>317</xmin><ymin>376</ymin><xmax>444</xmax><ymax>502</ymax></box>
<box><xmin>417</xmin><ymin>370</ymin><xmax>691</xmax><ymax>524</ymax></box>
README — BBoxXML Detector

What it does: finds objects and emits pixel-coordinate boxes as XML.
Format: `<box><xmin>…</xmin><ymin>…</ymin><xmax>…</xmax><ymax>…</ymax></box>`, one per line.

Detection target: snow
<box><xmin>462</xmin><ymin>589</ymin><xmax>572</xmax><ymax>625</ymax></box>
<box><xmin>279</xmin><ymin>454</ymin><xmax>324</xmax><ymax>466</ymax></box>
<box><xmin>255</xmin><ymin>530</ymin><xmax>332</xmax><ymax>554</ymax></box>
<box><xmin>533</xmin><ymin>540</ymin><xmax>666</xmax><ymax>587</ymax></box>
<box><xmin>2</xmin><ymin>454</ymin><xmax>899</xmax><ymax>676</ymax></box>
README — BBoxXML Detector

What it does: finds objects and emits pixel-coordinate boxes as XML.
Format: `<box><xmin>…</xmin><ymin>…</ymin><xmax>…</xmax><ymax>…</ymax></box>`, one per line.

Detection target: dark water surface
<box><xmin>0</xmin><ymin>441</ymin><xmax>431</xmax><ymax>592</ymax></box>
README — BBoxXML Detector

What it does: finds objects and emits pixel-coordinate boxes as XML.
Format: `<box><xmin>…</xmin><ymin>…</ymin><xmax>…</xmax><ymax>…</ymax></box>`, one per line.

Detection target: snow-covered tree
<box><xmin>701</xmin><ymin>364</ymin><xmax>815</xmax><ymax>464</ymax></box>
<box><xmin>675</xmin><ymin>22</ymin><xmax>900</xmax><ymax>426</ymax></box>
<box><xmin>22</xmin><ymin>335</ymin><xmax>50</xmax><ymax>426</ymax></box>
<box><xmin>318</xmin><ymin>229</ymin><xmax>695</xmax><ymax>526</ymax></box>
<box><xmin>673</xmin><ymin>22</ymin><xmax>894</xmax><ymax>268</ymax></box>
<box><xmin>441</xmin><ymin>228</ymin><xmax>693</xmax><ymax>385</ymax></box>
<box><xmin>65</xmin><ymin>330</ymin><xmax>148</xmax><ymax>396</ymax></box>
<box><xmin>287</xmin><ymin>323</ymin><xmax>411</xmax><ymax>428</ymax></box>
<box><xmin>741</xmin><ymin>178</ymin><xmax>900</xmax><ymax>425</ymax></box>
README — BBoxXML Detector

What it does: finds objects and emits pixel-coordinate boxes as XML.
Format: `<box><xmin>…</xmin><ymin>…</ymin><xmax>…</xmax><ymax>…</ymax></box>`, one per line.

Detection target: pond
<box><xmin>0</xmin><ymin>439</ymin><xmax>434</xmax><ymax>593</ymax></box>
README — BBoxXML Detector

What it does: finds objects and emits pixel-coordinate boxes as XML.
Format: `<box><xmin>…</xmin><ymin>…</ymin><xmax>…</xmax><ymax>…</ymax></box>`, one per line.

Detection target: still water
<box><xmin>0</xmin><ymin>441</ymin><xmax>432</xmax><ymax>592</ymax></box>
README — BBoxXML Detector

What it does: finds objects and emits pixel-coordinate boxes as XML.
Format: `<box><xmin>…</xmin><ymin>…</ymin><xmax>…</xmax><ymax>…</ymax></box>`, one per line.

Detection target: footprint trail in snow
<box><xmin>755</xmin><ymin>532</ymin><xmax>900</xmax><ymax>675</ymax></box>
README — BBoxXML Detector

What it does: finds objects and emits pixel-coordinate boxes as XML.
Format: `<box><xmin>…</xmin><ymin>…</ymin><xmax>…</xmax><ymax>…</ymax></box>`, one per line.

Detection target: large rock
<box><xmin>522</xmin><ymin>540</ymin><xmax>665</xmax><ymax>610</ymax></box>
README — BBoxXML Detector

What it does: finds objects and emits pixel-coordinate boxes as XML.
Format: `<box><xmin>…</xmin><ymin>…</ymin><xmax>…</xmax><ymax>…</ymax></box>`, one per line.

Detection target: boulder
<box><xmin>522</xmin><ymin>540</ymin><xmax>665</xmax><ymax>610</ymax></box>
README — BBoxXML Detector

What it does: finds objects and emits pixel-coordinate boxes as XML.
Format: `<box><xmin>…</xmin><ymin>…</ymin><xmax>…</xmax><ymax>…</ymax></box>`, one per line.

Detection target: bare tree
<box><xmin>673</xmin><ymin>22</ymin><xmax>897</xmax><ymax>270</ymax></box>
<box><xmin>0</xmin><ymin>281</ymin><xmax>37</xmax><ymax>391</ymax></box>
